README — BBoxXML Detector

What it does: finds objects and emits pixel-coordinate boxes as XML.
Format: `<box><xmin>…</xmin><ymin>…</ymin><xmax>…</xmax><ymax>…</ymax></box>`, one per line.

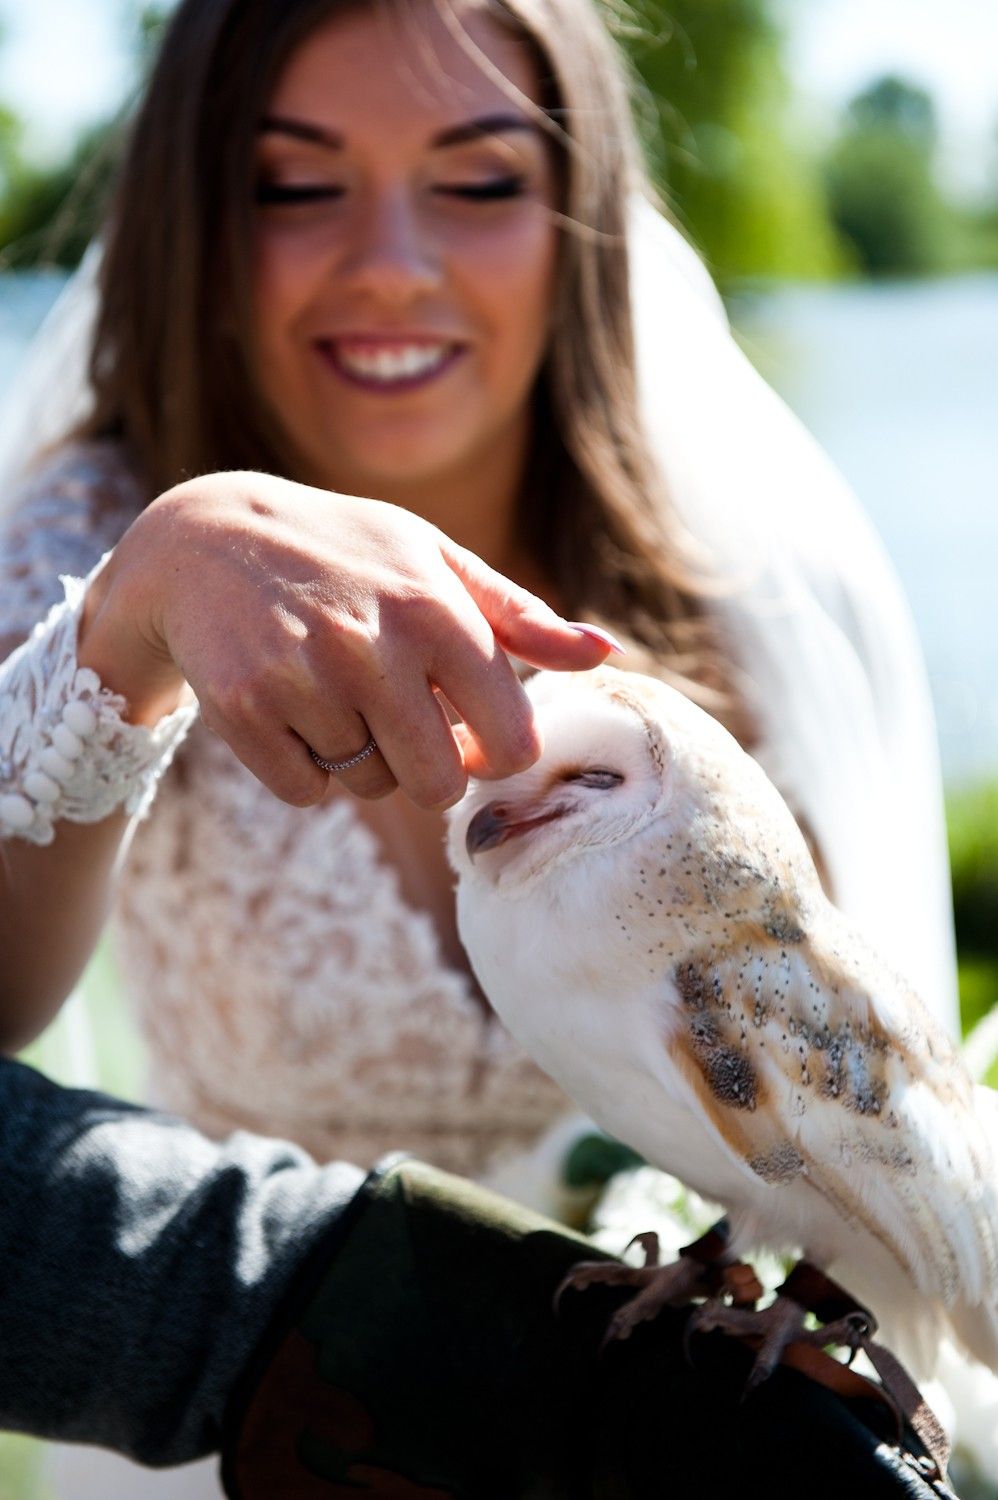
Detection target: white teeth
<box><xmin>334</xmin><ymin>343</ymin><xmax>451</xmax><ymax>381</ymax></box>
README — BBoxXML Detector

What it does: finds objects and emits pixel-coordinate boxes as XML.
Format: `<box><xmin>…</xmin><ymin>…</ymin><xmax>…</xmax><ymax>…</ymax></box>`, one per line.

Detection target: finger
<box><xmin>363</xmin><ymin>684</ymin><xmax>468</xmax><ymax>810</ymax></box>
<box><xmin>293</xmin><ymin>703</ymin><xmax>398</xmax><ymax>801</ymax></box>
<box><xmin>199</xmin><ymin>699</ymin><xmax>332</xmax><ymax>807</ymax></box>
<box><xmin>307</xmin><ymin>735</ymin><xmax>398</xmax><ymax>802</ymax></box>
<box><xmin>437</xmin><ymin>536</ymin><xmax>625</xmax><ymax>669</ymax></box>
<box><xmin>451</xmin><ymin>720</ymin><xmax>520</xmax><ymax>781</ymax></box>
<box><xmin>429</xmin><ymin>640</ymin><xmax>541</xmax><ymax>778</ymax></box>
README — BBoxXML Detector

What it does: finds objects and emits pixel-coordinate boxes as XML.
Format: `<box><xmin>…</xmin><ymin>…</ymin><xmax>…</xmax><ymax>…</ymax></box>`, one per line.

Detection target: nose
<box><xmin>338</xmin><ymin>191</ymin><xmax>443</xmax><ymax>304</ymax></box>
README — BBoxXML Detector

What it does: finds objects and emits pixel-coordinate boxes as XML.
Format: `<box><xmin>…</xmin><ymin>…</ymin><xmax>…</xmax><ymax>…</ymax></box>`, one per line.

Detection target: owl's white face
<box><xmin>447</xmin><ymin>669</ymin><xmax>674</xmax><ymax>895</ymax></box>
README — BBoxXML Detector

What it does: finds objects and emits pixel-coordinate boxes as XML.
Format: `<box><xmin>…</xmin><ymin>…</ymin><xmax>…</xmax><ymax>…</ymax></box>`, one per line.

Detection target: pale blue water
<box><xmin>0</xmin><ymin>272</ymin><xmax>66</xmax><ymax>387</ymax></box>
<box><xmin>733</xmin><ymin>276</ymin><xmax>998</xmax><ymax>788</ymax></box>
<box><xmin>2</xmin><ymin>271</ymin><xmax>996</xmax><ymax>784</ymax></box>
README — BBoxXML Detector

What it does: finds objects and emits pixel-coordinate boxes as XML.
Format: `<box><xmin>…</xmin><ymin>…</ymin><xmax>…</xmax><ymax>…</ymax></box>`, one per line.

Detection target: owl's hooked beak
<box><xmin>465</xmin><ymin>798</ymin><xmax>569</xmax><ymax>858</ymax></box>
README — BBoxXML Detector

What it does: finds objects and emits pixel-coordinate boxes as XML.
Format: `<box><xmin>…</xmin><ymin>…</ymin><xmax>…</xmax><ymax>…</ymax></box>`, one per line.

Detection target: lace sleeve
<box><xmin>0</xmin><ymin>440</ymin><xmax>145</xmax><ymax>651</ymax></box>
<box><xmin>0</xmin><ymin>443</ymin><xmax>197</xmax><ymax>845</ymax></box>
<box><xmin>0</xmin><ymin>563</ymin><xmax>197</xmax><ymax>843</ymax></box>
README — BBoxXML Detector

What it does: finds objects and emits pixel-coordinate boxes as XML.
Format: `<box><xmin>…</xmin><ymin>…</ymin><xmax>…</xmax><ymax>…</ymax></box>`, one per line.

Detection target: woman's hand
<box><xmin>79</xmin><ymin>472</ymin><xmax>618</xmax><ymax>810</ymax></box>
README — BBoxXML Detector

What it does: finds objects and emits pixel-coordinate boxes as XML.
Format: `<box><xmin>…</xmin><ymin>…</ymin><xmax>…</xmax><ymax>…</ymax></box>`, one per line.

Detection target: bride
<box><xmin>0</xmin><ymin>0</ymin><xmax>956</xmax><ymax>1492</ymax></box>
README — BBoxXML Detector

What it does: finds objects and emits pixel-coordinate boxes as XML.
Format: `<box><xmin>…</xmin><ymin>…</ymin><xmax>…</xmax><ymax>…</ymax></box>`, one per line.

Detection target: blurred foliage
<box><xmin>958</xmin><ymin>956</ymin><xmax>998</xmax><ymax>1043</ymax></box>
<box><xmin>618</xmin><ymin>0</ymin><xmax>843</xmax><ymax>285</ymax></box>
<box><xmin>948</xmin><ymin>782</ymin><xmax>998</xmax><ymax>963</ymax></box>
<box><xmin>950</xmin><ymin>207</ymin><xmax>998</xmax><ymax>273</ymax></box>
<box><xmin>824</xmin><ymin>76</ymin><xmax>949</xmax><ymax>277</ymax></box>
<box><xmin>0</xmin><ymin>1</ymin><xmax>997</xmax><ymax>284</ymax></box>
<box><xmin>0</xmin><ymin>119</ymin><xmax>120</xmax><ymax>270</ymax></box>
<box><xmin>0</xmin><ymin>3</ymin><xmax>167</xmax><ymax>269</ymax></box>
<box><xmin>0</xmin><ymin>1433</ymin><xmax>46</xmax><ymax>1500</ymax></box>
<box><xmin>948</xmin><ymin>782</ymin><xmax>998</xmax><ymax>1053</ymax></box>
<box><xmin>137</xmin><ymin>2</ymin><xmax>172</xmax><ymax>54</ymax></box>
<box><xmin>563</xmin><ymin>1132</ymin><xmax>644</xmax><ymax>1188</ymax></box>
<box><xmin>848</xmin><ymin>74</ymin><xmax>937</xmax><ymax>139</ymax></box>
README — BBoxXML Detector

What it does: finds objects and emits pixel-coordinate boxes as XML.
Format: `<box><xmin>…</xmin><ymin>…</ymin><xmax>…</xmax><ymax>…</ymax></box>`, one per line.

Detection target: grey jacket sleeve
<box><xmin>0</xmin><ymin>1056</ymin><xmax>363</xmax><ymax>1467</ymax></box>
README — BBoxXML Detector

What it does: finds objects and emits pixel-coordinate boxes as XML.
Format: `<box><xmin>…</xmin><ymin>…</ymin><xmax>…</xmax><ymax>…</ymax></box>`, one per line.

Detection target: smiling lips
<box><xmin>316</xmin><ymin>336</ymin><xmax>464</xmax><ymax>392</ymax></box>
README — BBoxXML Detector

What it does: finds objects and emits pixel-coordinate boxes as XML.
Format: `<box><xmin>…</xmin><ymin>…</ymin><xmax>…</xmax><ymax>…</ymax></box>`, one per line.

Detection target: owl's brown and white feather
<box><xmin>447</xmin><ymin>667</ymin><xmax>998</xmax><ymax>1376</ymax></box>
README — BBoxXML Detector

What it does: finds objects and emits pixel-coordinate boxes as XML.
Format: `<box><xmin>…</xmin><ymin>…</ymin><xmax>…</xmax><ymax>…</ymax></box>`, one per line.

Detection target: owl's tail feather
<box><xmin>947</xmin><ymin>1298</ymin><xmax>998</xmax><ymax>1375</ymax></box>
<box><xmin>948</xmin><ymin>1085</ymin><xmax>998</xmax><ymax>1372</ymax></box>
<box><xmin>869</xmin><ymin>1298</ymin><xmax>946</xmax><ymax>1383</ymax></box>
<box><xmin>868</xmin><ymin>1285</ymin><xmax>998</xmax><ymax>1379</ymax></box>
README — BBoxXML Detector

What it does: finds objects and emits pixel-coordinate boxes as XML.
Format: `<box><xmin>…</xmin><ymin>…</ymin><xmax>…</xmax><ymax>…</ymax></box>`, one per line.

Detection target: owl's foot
<box><xmin>597</xmin><ymin>1251</ymin><xmax>716</xmax><ymax>1349</ymax></box>
<box><xmin>554</xmin><ymin>1229</ymin><xmax>703</xmax><ymax>1317</ymax></box>
<box><xmin>556</xmin><ymin>1219</ymin><xmax>764</xmax><ymax>1350</ymax></box>
<box><xmin>685</xmin><ymin>1293</ymin><xmax>808</xmax><ymax>1393</ymax></box>
<box><xmin>684</xmin><ymin>1259</ymin><xmax>877</xmax><ymax>1398</ymax></box>
<box><xmin>681</xmin><ymin>1261</ymin><xmax>950</xmax><ymax>1482</ymax></box>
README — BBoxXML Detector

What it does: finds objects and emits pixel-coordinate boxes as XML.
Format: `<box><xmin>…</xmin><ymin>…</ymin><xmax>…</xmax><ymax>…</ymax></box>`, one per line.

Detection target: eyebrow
<box><xmin>257</xmin><ymin>111</ymin><xmax>540</xmax><ymax>151</ymax></box>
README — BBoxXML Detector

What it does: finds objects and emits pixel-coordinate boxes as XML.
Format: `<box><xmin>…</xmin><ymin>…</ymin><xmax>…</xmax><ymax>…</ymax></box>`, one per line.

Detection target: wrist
<box><xmin>0</xmin><ymin>565</ymin><xmax>197</xmax><ymax>846</ymax></box>
<box><xmin>77</xmin><ymin>510</ymin><xmax>186</xmax><ymax>727</ymax></box>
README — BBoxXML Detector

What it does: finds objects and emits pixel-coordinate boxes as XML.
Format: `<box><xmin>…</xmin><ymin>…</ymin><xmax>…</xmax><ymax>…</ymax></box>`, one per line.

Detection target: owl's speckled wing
<box><xmin>663</xmin><ymin>911</ymin><xmax>998</xmax><ymax>1313</ymax></box>
<box><xmin>450</xmin><ymin>665</ymin><xmax>998</xmax><ymax>1373</ymax></box>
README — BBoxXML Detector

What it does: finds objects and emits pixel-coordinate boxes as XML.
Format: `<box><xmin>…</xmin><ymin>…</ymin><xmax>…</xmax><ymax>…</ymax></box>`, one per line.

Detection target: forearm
<box><xmin>0</xmin><ymin>558</ymin><xmax>192</xmax><ymax>1045</ymax></box>
<box><xmin>0</xmin><ymin>1055</ymin><xmax>948</xmax><ymax>1494</ymax></box>
<box><xmin>0</xmin><ymin>1055</ymin><xmax>363</xmax><ymax>1466</ymax></box>
<box><xmin>0</xmin><ymin>815</ymin><xmax>128</xmax><ymax>1047</ymax></box>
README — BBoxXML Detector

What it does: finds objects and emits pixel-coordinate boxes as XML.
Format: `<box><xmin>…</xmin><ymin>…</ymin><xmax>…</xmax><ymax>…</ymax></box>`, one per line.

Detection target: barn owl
<box><xmin>447</xmin><ymin>667</ymin><xmax>998</xmax><ymax>1382</ymax></box>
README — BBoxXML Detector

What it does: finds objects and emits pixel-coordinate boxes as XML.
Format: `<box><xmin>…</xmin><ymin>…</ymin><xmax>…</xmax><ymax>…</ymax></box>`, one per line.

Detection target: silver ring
<box><xmin>310</xmin><ymin>734</ymin><xmax>378</xmax><ymax>775</ymax></box>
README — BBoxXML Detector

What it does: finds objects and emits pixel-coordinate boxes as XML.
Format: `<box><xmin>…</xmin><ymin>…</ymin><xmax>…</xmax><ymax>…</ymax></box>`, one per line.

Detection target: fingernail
<box><xmin>568</xmin><ymin>622</ymin><xmax>626</xmax><ymax>656</ymax></box>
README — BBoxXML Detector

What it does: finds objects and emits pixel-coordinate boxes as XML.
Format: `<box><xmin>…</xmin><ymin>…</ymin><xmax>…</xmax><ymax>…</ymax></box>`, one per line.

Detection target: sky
<box><xmin>0</xmin><ymin>0</ymin><xmax>134</xmax><ymax>155</ymax></box>
<box><xmin>1</xmin><ymin>0</ymin><xmax>996</xmax><ymax>194</ymax></box>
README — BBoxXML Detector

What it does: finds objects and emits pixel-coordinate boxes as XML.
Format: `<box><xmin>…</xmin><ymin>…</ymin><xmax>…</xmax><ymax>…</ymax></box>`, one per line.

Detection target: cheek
<box><xmin>251</xmin><ymin>223</ymin><xmax>325</xmax><ymax>364</ymax></box>
<box><xmin>453</xmin><ymin>211</ymin><xmax>559</xmax><ymax>383</ymax></box>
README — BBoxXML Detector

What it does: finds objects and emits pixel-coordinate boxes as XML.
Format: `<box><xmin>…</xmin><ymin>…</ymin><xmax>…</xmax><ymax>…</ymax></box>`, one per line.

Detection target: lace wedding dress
<box><xmin>0</xmin><ymin>441</ymin><xmax>576</xmax><ymax>1175</ymax></box>
<box><xmin>0</xmin><ymin>441</ymin><xmax>576</xmax><ymax>1498</ymax></box>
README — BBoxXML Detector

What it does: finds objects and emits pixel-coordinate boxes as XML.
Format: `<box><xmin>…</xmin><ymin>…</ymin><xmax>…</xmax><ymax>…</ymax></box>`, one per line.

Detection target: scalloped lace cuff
<box><xmin>0</xmin><ymin>558</ymin><xmax>197</xmax><ymax>845</ymax></box>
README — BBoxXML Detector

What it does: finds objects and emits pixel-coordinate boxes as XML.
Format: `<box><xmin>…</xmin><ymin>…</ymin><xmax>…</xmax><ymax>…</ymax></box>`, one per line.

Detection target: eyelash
<box><xmin>254</xmin><ymin>176</ymin><xmax>526</xmax><ymax>206</ymax></box>
<box><xmin>447</xmin><ymin>176</ymin><xmax>525</xmax><ymax>201</ymax></box>
<box><xmin>255</xmin><ymin>183</ymin><xmax>339</xmax><ymax>205</ymax></box>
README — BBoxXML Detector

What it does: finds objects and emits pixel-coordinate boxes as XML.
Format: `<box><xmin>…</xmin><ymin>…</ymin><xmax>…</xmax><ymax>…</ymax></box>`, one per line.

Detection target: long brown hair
<box><xmin>78</xmin><ymin>0</ymin><xmax>753</xmax><ymax>743</ymax></box>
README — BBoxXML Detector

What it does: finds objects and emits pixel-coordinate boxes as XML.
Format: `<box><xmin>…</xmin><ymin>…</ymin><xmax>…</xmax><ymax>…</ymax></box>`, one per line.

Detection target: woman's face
<box><xmin>251</xmin><ymin>0</ymin><xmax>560</xmax><ymax>501</ymax></box>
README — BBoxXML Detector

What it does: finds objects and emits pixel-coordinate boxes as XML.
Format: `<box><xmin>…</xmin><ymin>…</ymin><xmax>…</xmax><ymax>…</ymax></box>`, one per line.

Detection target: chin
<box><xmin>328</xmin><ymin>431</ymin><xmax>480</xmax><ymax>494</ymax></box>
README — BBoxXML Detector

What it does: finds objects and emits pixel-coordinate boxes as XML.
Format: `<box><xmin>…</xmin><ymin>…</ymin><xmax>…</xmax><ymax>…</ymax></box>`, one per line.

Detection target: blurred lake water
<box><xmin>2</xmin><ymin>270</ymin><xmax>996</xmax><ymax>786</ymax></box>
<box><xmin>732</xmin><ymin>276</ymin><xmax>998</xmax><ymax>790</ymax></box>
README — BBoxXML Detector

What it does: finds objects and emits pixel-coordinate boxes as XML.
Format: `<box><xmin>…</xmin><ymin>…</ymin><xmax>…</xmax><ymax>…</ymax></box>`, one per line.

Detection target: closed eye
<box><xmin>437</xmin><ymin>176</ymin><xmax>526</xmax><ymax>201</ymax></box>
<box><xmin>255</xmin><ymin>178</ymin><xmax>525</xmax><ymax>207</ymax></box>
<box><xmin>563</xmin><ymin>768</ymin><xmax>624</xmax><ymax>790</ymax></box>
<box><xmin>255</xmin><ymin>182</ymin><xmax>343</xmax><ymax>205</ymax></box>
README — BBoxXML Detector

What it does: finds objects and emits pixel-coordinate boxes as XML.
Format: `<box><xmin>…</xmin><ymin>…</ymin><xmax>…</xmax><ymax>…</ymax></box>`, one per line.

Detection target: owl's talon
<box><xmin>683</xmin><ymin>1289</ymin><xmax>891</xmax><ymax>1406</ymax></box>
<box><xmin>682</xmin><ymin>1293</ymin><xmax>811</xmax><ymax>1398</ymax></box>
<box><xmin>624</xmin><ymin>1230</ymin><xmax>661</xmax><ymax>1267</ymax></box>
<box><xmin>742</xmin><ymin>1353</ymin><xmax>777</xmax><ymax>1401</ymax></box>
<box><xmin>558</xmin><ymin>1247</ymin><xmax>714</xmax><ymax>1344</ymax></box>
<box><xmin>799</xmin><ymin>1309</ymin><xmax>876</xmax><ymax>1357</ymax></box>
<box><xmin>600</xmin><ymin>1308</ymin><xmax>635</xmax><ymax>1353</ymax></box>
<box><xmin>552</xmin><ymin>1259</ymin><xmax>647</xmax><ymax>1314</ymax></box>
<box><xmin>683</xmin><ymin>1294</ymin><xmax>725</xmax><ymax>1365</ymax></box>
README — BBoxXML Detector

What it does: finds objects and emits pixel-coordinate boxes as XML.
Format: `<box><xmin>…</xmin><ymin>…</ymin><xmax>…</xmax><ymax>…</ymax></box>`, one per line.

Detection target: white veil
<box><xmin>0</xmin><ymin>242</ymin><xmax>100</xmax><ymax>491</ymax></box>
<box><xmin>0</xmin><ymin>201</ymin><xmax>960</xmax><ymax>1042</ymax></box>
<box><xmin>629</xmin><ymin>198</ymin><xmax>958</xmax><ymax>1035</ymax></box>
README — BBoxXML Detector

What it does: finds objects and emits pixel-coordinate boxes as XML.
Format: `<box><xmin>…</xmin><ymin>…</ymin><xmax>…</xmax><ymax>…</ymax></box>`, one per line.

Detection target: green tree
<box><xmin>0</xmin><ymin>121</ymin><xmax>122</xmax><ymax>269</ymax></box>
<box><xmin>824</xmin><ymin>74</ymin><xmax>949</xmax><ymax>277</ymax></box>
<box><xmin>137</xmin><ymin>2</ymin><xmax>173</xmax><ymax>69</ymax></box>
<box><xmin>0</xmin><ymin>2</ymin><xmax>171</xmax><ymax>269</ymax></box>
<box><xmin>846</xmin><ymin>74</ymin><xmax>937</xmax><ymax>140</ymax></box>
<box><xmin>617</xmin><ymin>0</ymin><xmax>842</xmax><ymax>285</ymax></box>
